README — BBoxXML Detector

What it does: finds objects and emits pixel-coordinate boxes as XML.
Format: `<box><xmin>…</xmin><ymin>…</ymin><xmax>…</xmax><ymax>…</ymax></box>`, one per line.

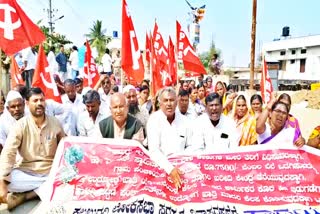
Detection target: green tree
<box><xmin>85</xmin><ymin>20</ymin><xmax>111</xmax><ymax>62</ymax></box>
<box><xmin>36</xmin><ymin>20</ymin><xmax>72</xmax><ymax>53</ymax></box>
<box><xmin>199</xmin><ymin>39</ymin><xmax>221</xmax><ymax>74</ymax></box>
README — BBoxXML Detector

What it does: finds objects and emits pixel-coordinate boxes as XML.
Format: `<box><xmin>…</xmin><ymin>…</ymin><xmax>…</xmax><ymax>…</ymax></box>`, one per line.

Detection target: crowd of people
<box><xmin>0</xmin><ymin>63</ymin><xmax>319</xmax><ymax>210</ymax></box>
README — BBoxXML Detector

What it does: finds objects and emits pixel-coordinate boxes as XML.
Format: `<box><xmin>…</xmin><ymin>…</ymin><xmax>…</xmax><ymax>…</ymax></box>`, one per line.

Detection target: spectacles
<box><xmin>101</xmin><ymin>81</ymin><xmax>111</xmax><ymax>85</ymax></box>
<box><xmin>273</xmin><ymin>109</ymin><xmax>288</xmax><ymax>116</ymax></box>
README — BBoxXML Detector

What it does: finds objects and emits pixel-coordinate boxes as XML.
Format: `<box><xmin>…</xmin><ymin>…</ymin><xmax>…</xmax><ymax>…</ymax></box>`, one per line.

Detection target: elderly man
<box><xmin>0</xmin><ymin>88</ymin><xmax>65</xmax><ymax>210</ymax></box>
<box><xmin>98</xmin><ymin>93</ymin><xmax>144</xmax><ymax>143</ymax></box>
<box><xmin>189</xmin><ymin>93</ymin><xmax>239</xmax><ymax>152</ymax></box>
<box><xmin>147</xmin><ymin>87</ymin><xmax>191</xmax><ymax>189</ymax></box>
<box><xmin>78</xmin><ymin>90</ymin><xmax>109</xmax><ymax>137</ymax></box>
<box><xmin>0</xmin><ymin>91</ymin><xmax>25</xmax><ymax>153</ymax></box>
<box><xmin>61</xmin><ymin>79</ymin><xmax>85</xmax><ymax>136</ymax></box>
<box><xmin>123</xmin><ymin>85</ymin><xmax>149</xmax><ymax>129</ymax></box>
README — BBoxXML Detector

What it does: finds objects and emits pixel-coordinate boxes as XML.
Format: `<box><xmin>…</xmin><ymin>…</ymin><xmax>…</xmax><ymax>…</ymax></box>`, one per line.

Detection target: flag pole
<box><xmin>249</xmin><ymin>0</ymin><xmax>257</xmax><ymax>90</ymax></box>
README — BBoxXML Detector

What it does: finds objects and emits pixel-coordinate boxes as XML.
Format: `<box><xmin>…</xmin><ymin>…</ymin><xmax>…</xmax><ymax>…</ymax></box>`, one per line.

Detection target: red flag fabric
<box><xmin>150</xmin><ymin>35</ymin><xmax>162</xmax><ymax>97</ymax></box>
<box><xmin>168</xmin><ymin>36</ymin><xmax>177</xmax><ymax>85</ymax></box>
<box><xmin>83</xmin><ymin>41</ymin><xmax>100</xmax><ymax>88</ymax></box>
<box><xmin>10</xmin><ymin>55</ymin><xmax>24</xmax><ymax>88</ymax></box>
<box><xmin>32</xmin><ymin>45</ymin><xmax>61</xmax><ymax>103</ymax></box>
<box><xmin>260</xmin><ymin>57</ymin><xmax>273</xmax><ymax>104</ymax></box>
<box><xmin>152</xmin><ymin>22</ymin><xmax>172</xmax><ymax>86</ymax></box>
<box><xmin>176</xmin><ymin>21</ymin><xmax>206</xmax><ymax>75</ymax></box>
<box><xmin>0</xmin><ymin>0</ymin><xmax>46</xmax><ymax>55</ymax></box>
<box><xmin>145</xmin><ymin>32</ymin><xmax>151</xmax><ymax>63</ymax></box>
<box><xmin>121</xmin><ymin>0</ymin><xmax>144</xmax><ymax>85</ymax></box>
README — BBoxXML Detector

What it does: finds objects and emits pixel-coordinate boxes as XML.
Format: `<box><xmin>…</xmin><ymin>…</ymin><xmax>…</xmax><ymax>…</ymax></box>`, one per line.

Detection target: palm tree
<box><xmin>85</xmin><ymin>20</ymin><xmax>111</xmax><ymax>62</ymax></box>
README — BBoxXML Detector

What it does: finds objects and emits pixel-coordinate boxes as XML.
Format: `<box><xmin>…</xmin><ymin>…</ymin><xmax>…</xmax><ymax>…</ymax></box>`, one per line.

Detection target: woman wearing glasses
<box><xmin>256</xmin><ymin>97</ymin><xmax>305</xmax><ymax>147</ymax></box>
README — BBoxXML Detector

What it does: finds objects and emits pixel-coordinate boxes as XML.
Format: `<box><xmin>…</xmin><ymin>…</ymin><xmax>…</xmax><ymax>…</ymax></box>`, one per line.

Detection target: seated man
<box><xmin>98</xmin><ymin>93</ymin><xmax>144</xmax><ymax>143</ymax></box>
<box><xmin>0</xmin><ymin>91</ymin><xmax>25</xmax><ymax>153</ymax></box>
<box><xmin>189</xmin><ymin>92</ymin><xmax>239</xmax><ymax>152</ymax></box>
<box><xmin>0</xmin><ymin>88</ymin><xmax>65</xmax><ymax>210</ymax></box>
<box><xmin>78</xmin><ymin>90</ymin><xmax>109</xmax><ymax>137</ymax></box>
<box><xmin>147</xmin><ymin>87</ymin><xmax>192</xmax><ymax>189</ymax></box>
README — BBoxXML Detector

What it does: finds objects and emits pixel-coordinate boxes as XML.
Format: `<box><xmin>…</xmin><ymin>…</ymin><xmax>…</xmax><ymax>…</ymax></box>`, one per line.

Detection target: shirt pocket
<box><xmin>44</xmin><ymin>134</ymin><xmax>58</xmax><ymax>157</ymax></box>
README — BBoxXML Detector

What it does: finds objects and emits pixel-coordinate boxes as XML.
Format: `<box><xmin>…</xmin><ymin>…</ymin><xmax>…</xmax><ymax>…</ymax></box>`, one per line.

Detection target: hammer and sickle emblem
<box><xmin>0</xmin><ymin>4</ymin><xmax>21</xmax><ymax>40</ymax></box>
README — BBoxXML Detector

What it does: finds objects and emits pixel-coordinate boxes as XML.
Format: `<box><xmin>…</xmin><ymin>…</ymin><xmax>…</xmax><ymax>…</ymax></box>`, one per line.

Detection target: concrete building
<box><xmin>263</xmin><ymin>34</ymin><xmax>320</xmax><ymax>82</ymax></box>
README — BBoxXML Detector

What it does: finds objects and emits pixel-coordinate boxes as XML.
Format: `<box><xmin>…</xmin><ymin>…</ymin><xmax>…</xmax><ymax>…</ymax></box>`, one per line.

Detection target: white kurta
<box><xmin>147</xmin><ymin>110</ymin><xmax>192</xmax><ymax>174</ymax></box>
<box><xmin>188</xmin><ymin>113</ymin><xmax>240</xmax><ymax>153</ymax></box>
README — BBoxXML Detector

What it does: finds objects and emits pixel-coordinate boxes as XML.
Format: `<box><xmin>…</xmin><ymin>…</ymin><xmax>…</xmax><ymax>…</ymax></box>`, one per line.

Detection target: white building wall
<box><xmin>263</xmin><ymin>35</ymin><xmax>320</xmax><ymax>81</ymax></box>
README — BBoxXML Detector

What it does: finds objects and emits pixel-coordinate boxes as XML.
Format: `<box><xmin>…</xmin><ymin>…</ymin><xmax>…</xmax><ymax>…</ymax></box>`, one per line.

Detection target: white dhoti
<box><xmin>6</xmin><ymin>169</ymin><xmax>48</xmax><ymax>200</ymax></box>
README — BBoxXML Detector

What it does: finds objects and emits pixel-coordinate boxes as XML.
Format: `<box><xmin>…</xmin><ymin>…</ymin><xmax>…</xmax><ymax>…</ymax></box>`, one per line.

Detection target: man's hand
<box><xmin>169</xmin><ymin>167</ymin><xmax>182</xmax><ymax>189</ymax></box>
<box><xmin>0</xmin><ymin>180</ymin><xmax>8</xmax><ymax>203</ymax></box>
<box><xmin>294</xmin><ymin>136</ymin><xmax>306</xmax><ymax>148</ymax></box>
<box><xmin>99</xmin><ymin>74</ymin><xmax>108</xmax><ymax>82</ymax></box>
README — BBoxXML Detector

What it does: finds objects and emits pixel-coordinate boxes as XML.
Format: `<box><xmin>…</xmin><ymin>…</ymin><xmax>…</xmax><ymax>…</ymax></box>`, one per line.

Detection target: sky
<box><xmin>17</xmin><ymin>0</ymin><xmax>320</xmax><ymax>67</ymax></box>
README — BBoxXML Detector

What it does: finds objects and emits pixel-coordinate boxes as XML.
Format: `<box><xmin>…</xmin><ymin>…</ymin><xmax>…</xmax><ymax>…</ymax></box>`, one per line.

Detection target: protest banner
<box><xmin>34</xmin><ymin>137</ymin><xmax>320</xmax><ymax>213</ymax></box>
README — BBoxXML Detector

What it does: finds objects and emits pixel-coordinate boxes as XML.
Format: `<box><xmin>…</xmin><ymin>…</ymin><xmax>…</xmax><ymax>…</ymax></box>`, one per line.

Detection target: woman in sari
<box><xmin>233</xmin><ymin>95</ymin><xmax>257</xmax><ymax>146</ymax></box>
<box><xmin>189</xmin><ymin>86</ymin><xmax>205</xmax><ymax>119</ymax></box>
<box><xmin>277</xmin><ymin>93</ymin><xmax>302</xmax><ymax>141</ymax></box>
<box><xmin>215</xmin><ymin>81</ymin><xmax>236</xmax><ymax>116</ymax></box>
<box><xmin>138</xmin><ymin>85</ymin><xmax>153</xmax><ymax>114</ymax></box>
<box><xmin>249</xmin><ymin>94</ymin><xmax>263</xmax><ymax>118</ymax></box>
<box><xmin>307</xmin><ymin>126</ymin><xmax>320</xmax><ymax>149</ymax></box>
<box><xmin>197</xmin><ymin>82</ymin><xmax>206</xmax><ymax>106</ymax></box>
<box><xmin>256</xmin><ymin>99</ymin><xmax>305</xmax><ymax>147</ymax></box>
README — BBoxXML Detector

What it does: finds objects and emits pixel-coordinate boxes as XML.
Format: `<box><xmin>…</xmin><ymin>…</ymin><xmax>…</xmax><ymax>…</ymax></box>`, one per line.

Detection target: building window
<box><xmin>280</xmin><ymin>51</ymin><xmax>286</xmax><ymax>56</ymax></box>
<box><xmin>290</xmin><ymin>59</ymin><xmax>295</xmax><ymax>64</ymax></box>
<box><xmin>301</xmin><ymin>49</ymin><xmax>307</xmax><ymax>54</ymax></box>
<box><xmin>291</xmin><ymin>50</ymin><xmax>296</xmax><ymax>55</ymax></box>
<box><xmin>300</xmin><ymin>59</ymin><xmax>306</xmax><ymax>73</ymax></box>
<box><xmin>279</xmin><ymin>60</ymin><xmax>286</xmax><ymax>71</ymax></box>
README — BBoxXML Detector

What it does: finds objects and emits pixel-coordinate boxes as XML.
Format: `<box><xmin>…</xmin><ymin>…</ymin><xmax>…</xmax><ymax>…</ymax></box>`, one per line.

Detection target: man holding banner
<box><xmin>0</xmin><ymin>88</ymin><xmax>65</xmax><ymax>210</ymax></box>
<box><xmin>147</xmin><ymin>87</ymin><xmax>192</xmax><ymax>189</ymax></box>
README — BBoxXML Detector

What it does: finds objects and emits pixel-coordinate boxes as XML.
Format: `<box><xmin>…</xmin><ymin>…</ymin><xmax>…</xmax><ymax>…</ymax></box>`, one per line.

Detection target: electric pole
<box><xmin>45</xmin><ymin>0</ymin><xmax>58</xmax><ymax>34</ymax></box>
<box><xmin>249</xmin><ymin>0</ymin><xmax>257</xmax><ymax>90</ymax></box>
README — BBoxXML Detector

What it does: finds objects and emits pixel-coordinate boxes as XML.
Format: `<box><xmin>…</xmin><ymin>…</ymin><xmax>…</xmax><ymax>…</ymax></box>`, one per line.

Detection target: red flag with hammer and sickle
<box><xmin>0</xmin><ymin>0</ymin><xmax>46</xmax><ymax>55</ymax></box>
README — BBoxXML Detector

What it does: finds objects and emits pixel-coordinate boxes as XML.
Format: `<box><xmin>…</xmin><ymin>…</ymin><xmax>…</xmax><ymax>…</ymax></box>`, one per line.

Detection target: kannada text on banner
<box><xmin>38</xmin><ymin>137</ymin><xmax>320</xmax><ymax>213</ymax></box>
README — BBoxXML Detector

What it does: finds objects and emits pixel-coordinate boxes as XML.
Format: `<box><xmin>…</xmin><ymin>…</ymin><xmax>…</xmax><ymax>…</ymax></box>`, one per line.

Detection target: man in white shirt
<box><xmin>147</xmin><ymin>87</ymin><xmax>191</xmax><ymax>189</ymax></box>
<box><xmin>21</xmin><ymin>47</ymin><xmax>37</xmax><ymax>89</ymax></box>
<box><xmin>47</xmin><ymin>46</ymin><xmax>58</xmax><ymax>75</ymax></box>
<box><xmin>101</xmin><ymin>48</ymin><xmax>113</xmax><ymax>76</ymax></box>
<box><xmin>69</xmin><ymin>46</ymin><xmax>79</xmax><ymax>79</ymax></box>
<box><xmin>94</xmin><ymin>74</ymin><xmax>112</xmax><ymax>115</ymax></box>
<box><xmin>0</xmin><ymin>91</ymin><xmax>25</xmax><ymax>152</ymax></box>
<box><xmin>177</xmin><ymin>89</ymin><xmax>192</xmax><ymax>119</ymax></box>
<box><xmin>78</xmin><ymin>90</ymin><xmax>109</xmax><ymax>137</ymax></box>
<box><xmin>189</xmin><ymin>93</ymin><xmax>239</xmax><ymax>153</ymax></box>
<box><xmin>61</xmin><ymin>79</ymin><xmax>85</xmax><ymax>136</ymax></box>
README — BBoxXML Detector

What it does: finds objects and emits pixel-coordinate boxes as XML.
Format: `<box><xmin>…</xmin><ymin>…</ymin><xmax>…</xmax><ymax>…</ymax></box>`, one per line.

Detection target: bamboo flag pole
<box><xmin>249</xmin><ymin>0</ymin><xmax>257</xmax><ymax>90</ymax></box>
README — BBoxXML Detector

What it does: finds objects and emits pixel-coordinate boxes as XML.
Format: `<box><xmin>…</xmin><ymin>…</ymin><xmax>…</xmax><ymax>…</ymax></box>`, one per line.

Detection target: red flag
<box><xmin>145</xmin><ymin>32</ymin><xmax>151</xmax><ymax>63</ymax></box>
<box><xmin>168</xmin><ymin>36</ymin><xmax>177</xmax><ymax>84</ymax></box>
<box><xmin>260</xmin><ymin>57</ymin><xmax>273</xmax><ymax>104</ymax></box>
<box><xmin>152</xmin><ymin>22</ymin><xmax>172</xmax><ymax>86</ymax></box>
<box><xmin>32</xmin><ymin>45</ymin><xmax>61</xmax><ymax>103</ymax></box>
<box><xmin>176</xmin><ymin>21</ymin><xmax>206</xmax><ymax>75</ymax></box>
<box><xmin>10</xmin><ymin>56</ymin><xmax>24</xmax><ymax>88</ymax></box>
<box><xmin>121</xmin><ymin>0</ymin><xmax>144</xmax><ymax>85</ymax></box>
<box><xmin>0</xmin><ymin>0</ymin><xmax>46</xmax><ymax>55</ymax></box>
<box><xmin>150</xmin><ymin>35</ymin><xmax>162</xmax><ymax>96</ymax></box>
<box><xmin>83</xmin><ymin>41</ymin><xmax>100</xmax><ymax>88</ymax></box>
